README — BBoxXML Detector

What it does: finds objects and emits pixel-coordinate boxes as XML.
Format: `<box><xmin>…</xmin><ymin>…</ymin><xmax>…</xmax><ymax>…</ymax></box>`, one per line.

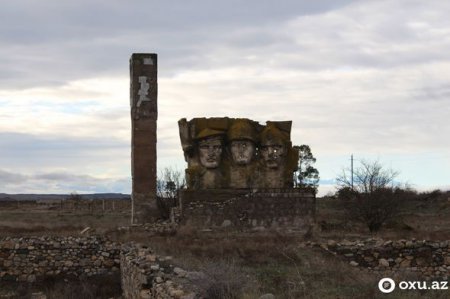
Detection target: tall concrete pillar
<box><xmin>130</xmin><ymin>53</ymin><xmax>158</xmax><ymax>224</ymax></box>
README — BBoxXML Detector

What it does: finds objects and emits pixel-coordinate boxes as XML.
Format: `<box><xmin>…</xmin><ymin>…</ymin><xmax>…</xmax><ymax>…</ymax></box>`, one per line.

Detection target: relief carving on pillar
<box><xmin>178</xmin><ymin>117</ymin><xmax>299</xmax><ymax>189</ymax></box>
<box><xmin>130</xmin><ymin>57</ymin><xmax>157</xmax><ymax>120</ymax></box>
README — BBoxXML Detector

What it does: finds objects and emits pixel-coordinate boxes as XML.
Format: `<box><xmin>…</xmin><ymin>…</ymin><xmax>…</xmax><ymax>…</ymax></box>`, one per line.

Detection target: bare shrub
<box><xmin>340</xmin><ymin>187</ymin><xmax>412</xmax><ymax>232</ymax></box>
<box><xmin>156</xmin><ymin>196</ymin><xmax>177</xmax><ymax>220</ymax></box>
<box><xmin>156</xmin><ymin>167</ymin><xmax>185</xmax><ymax>219</ymax></box>
<box><xmin>66</xmin><ymin>192</ymin><xmax>82</xmax><ymax>201</ymax></box>
<box><xmin>336</xmin><ymin>159</ymin><xmax>399</xmax><ymax>193</ymax></box>
<box><xmin>336</xmin><ymin>159</ymin><xmax>412</xmax><ymax>232</ymax></box>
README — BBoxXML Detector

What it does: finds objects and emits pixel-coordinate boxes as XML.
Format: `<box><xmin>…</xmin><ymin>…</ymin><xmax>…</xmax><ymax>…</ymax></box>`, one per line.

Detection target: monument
<box><xmin>178</xmin><ymin>117</ymin><xmax>315</xmax><ymax>232</ymax></box>
<box><xmin>127</xmin><ymin>54</ymin><xmax>314</xmax><ymax>230</ymax></box>
<box><xmin>178</xmin><ymin>117</ymin><xmax>299</xmax><ymax>189</ymax></box>
<box><xmin>130</xmin><ymin>53</ymin><xmax>158</xmax><ymax>224</ymax></box>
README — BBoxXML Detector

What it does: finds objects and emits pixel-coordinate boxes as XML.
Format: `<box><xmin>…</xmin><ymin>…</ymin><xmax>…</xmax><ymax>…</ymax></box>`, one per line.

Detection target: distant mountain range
<box><xmin>0</xmin><ymin>193</ymin><xmax>130</xmax><ymax>201</ymax></box>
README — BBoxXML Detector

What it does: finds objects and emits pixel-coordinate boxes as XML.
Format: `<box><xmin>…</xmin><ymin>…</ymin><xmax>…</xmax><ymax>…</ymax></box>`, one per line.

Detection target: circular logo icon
<box><xmin>378</xmin><ymin>278</ymin><xmax>396</xmax><ymax>293</ymax></box>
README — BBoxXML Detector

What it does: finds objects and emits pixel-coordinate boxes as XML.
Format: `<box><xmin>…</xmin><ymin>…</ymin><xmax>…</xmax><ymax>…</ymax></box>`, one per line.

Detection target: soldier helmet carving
<box><xmin>260</xmin><ymin>122</ymin><xmax>289</xmax><ymax>144</ymax></box>
<box><xmin>194</xmin><ymin>128</ymin><xmax>225</xmax><ymax>141</ymax></box>
<box><xmin>227</xmin><ymin>119</ymin><xmax>257</xmax><ymax>142</ymax></box>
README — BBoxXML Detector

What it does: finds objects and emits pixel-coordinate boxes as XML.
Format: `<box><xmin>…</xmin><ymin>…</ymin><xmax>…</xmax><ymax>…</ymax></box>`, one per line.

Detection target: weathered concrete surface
<box><xmin>179</xmin><ymin>118</ymin><xmax>299</xmax><ymax>189</ymax></box>
<box><xmin>130</xmin><ymin>53</ymin><xmax>158</xmax><ymax>224</ymax></box>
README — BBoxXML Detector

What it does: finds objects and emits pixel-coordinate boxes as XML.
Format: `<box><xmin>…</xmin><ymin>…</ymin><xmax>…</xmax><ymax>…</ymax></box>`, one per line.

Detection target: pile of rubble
<box><xmin>307</xmin><ymin>238</ymin><xmax>450</xmax><ymax>280</ymax></box>
<box><xmin>120</xmin><ymin>243</ymin><xmax>198</xmax><ymax>299</ymax></box>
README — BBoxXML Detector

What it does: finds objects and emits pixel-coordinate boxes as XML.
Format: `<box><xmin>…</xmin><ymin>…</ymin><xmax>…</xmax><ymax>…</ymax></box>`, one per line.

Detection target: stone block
<box><xmin>179</xmin><ymin>189</ymin><xmax>315</xmax><ymax>232</ymax></box>
<box><xmin>378</xmin><ymin>258</ymin><xmax>390</xmax><ymax>267</ymax></box>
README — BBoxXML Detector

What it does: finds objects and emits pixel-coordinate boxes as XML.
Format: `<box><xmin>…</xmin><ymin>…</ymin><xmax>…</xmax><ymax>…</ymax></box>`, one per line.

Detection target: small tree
<box><xmin>67</xmin><ymin>191</ymin><xmax>82</xmax><ymax>201</ymax></box>
<box><xmin>336</xmin><ymin>159</ymin><xmax>398</xmax><ymax>193</ymax></box>
<box><xmin>293</xmin><ymin>145</ymin><xmax>320</xmax><ymax>193</ymax></box>
<box><xmin>336</xmin><ymin>159</ymin><xmax>407</xmax><ymax>232</ymax></box>
<box><xmin>67</xmin><ymin>191</ymin><xmax>82</xmax><ymax>210</ymax></box>
<box><xmin>156</xmin><ymin>167</ymin><xmax>185</xmax><ymax>219</ymax></box>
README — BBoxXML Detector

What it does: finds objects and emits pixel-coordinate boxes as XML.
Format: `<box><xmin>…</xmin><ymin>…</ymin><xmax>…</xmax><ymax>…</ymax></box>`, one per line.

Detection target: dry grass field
<box><xmin>0</xmin><ymin>200</ymin><xmax>130</xmax><ymax>237</ymax></box>
<box><xmin>0</xmin><ymin>193</ymin><xmax>449</xmax><ymax>298</ymax></box>
<box><xmin>316</xmin><ymin>193</ymin><xmax>450</xmax><ymax>241</ymax></box>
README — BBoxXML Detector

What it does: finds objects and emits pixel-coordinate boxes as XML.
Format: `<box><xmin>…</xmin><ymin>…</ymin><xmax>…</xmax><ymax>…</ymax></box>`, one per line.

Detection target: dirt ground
<box><xmin>0</xmin><ymin>195</ymin><xmax>449</xmax><ymax>298</ymax></box>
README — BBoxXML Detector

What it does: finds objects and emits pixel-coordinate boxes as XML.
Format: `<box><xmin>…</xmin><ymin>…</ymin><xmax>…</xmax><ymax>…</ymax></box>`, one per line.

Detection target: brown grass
<box><xmin>0</xmin><ymin>274</ymin><xmax>122</xmax><ymax>299</ymax></box>
<box><xmin>1</xmin><ymin>196</ymin><xmax>449</xmax><ymax>298</ymax></box>
<box><xmin>0</xmin><ymin>205</ymin><xmax>130</xmax><ymax>237</ymax></box>
<box><xmin>114</xmin><ymin>229</ymin><xmax>435</xmax><ymax>298</ymax></box>
<box><xmin>315</xmin><ymin>196</ymin><xmax>450</xmax><ymax>240</ymax></box>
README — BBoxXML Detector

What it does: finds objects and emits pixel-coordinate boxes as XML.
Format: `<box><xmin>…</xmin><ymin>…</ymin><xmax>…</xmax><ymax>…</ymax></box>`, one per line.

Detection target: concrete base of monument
<box><xmin>178</xmin><ymin>189</ymin><xmax>315</xmax><ymax>234</ymax></box>
<box><xmin>131</xmin><ymin>193</ymin><xmax>159</xmax><ymax>225</ymax></box>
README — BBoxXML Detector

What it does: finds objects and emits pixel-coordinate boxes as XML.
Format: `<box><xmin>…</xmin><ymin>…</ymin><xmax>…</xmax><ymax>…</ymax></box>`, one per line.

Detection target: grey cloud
<box><xmin>0</xmin><ymin>132</ymin><xmax>128</xmax><ymax>170</ymax></box>
<box><xmin>0</xmin><ymin>169</ymin><xmax>27</xmax><ymax>184</ymax></box>
<box><xmin>1</xmin><ymin>0</ymin><xmax>450</xmax><ymax>195</ymax></box>
<box><xmin>0</xmin><ymin>0</ymin><xmax>358</xmax><ymax>42</ymax></box>
<box><xmin>414</xmin><ymin>83</ymin><xmax>450</xmax><ymax>102</ymax></box>
<box><xmin>34</xmin><ymin>172</ymin><xmax>94</xmax><ymax>181</ymax></box>
<box><xmin>0</xmin><ymin>132</ymin><xmax>126</xmax><ymax>151</ymax></box>
<box><xmin>0</xmin><ymin>0</ymin><xmax>361</xmax><ymax>89</ymax></box>
<box><xmin>0</xmin><ymin>168</ymin><xmax>130</xmax><ymax>194</ymax></box>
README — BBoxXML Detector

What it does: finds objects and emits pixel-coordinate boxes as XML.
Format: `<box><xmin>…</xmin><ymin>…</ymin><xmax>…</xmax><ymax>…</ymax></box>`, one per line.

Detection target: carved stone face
<box><xmin>260</xmin><ymin>141</ymin><xmax>285</xmax><ymax>169</ymax></box>
<box><xmin>230</xmin><ymin>140</ymin><xmax>255</xmax><ymax>165</ymax></box>
<box><xmin>198</xmin><ymin>136</ymin><xmax>223</xmax><ymax>169</ymax></box>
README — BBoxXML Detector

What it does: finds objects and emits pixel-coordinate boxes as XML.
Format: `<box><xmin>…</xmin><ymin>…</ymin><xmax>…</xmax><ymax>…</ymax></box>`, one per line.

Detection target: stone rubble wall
<box><xmin>120</xmin><ymin>243</ymin><xmax>197</xmax><ymax>299</ymax></box>
<box><xmin>0</xmin><ymin>236</ymin><xmax>120</xmax><ymax>283</ymax></box>
<box><xmin>0</xmin><ymin>236</ymin><xmax>198</xmax><ymax>298</ymax></box>
<box><xmin>3</xmin><ymin>236</ymin><xmax>448</xmax><ymax>297</ymax></box>
<box><xmin>311</xmin><ymin>239</ymin><xmax>450</xmax><ymax>279</ymax></box>
<box><xmin>180</xmin><ymin>189</ymin><xmax>315</xmax><ymax>233</ymax></box>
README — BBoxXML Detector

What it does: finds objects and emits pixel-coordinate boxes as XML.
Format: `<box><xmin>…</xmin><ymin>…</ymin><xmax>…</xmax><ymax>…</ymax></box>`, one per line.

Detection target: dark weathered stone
<box><xmin>130</xmin><ymin>53</ymin><xmax>158</xmax><ymax>224</ymax></box>
<box><xmin>178</xmin><ymin>117</ymin><xmax>299</xmax><ymax>189</ymax></box>
<box><xmin>179</xmin><ymin>189</ymin><xmax>315</xmax><ymax>233</ymax></box>
<box><xmin>0</xmin><ymin>236</ymin><xmax>120</xmax><ymax>282</ymax></box>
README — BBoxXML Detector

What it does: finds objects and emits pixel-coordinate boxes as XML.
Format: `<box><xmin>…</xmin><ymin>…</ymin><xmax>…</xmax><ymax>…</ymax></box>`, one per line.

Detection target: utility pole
<box><xmin>351</xmin><ymin>154</ymin><xmax>354</xmax><ymax>190</ymax></box>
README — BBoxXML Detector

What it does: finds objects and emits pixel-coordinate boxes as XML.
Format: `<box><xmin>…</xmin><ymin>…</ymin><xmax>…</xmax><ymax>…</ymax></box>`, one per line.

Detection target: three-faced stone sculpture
<box><xmin>178</xmin><ymin>117</ymin><xmax>298</xmax><ymax>189</ymax></box>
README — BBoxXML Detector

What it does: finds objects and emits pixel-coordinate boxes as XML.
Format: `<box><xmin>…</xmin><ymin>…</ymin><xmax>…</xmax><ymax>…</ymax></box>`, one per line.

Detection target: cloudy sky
<box><xmin>1</xmin><ymin>0</ymin><xmax>449</xmax><ymax>196</ymax></box>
